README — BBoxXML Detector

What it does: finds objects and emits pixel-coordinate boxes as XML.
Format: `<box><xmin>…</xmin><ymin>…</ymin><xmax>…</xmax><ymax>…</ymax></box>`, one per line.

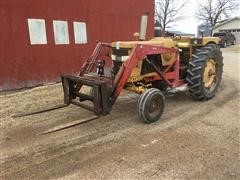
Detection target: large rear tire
<box><xmin>137</xmin><ymin>88</ymin><xmax>165</xmax><ymax>123</ymax></box>
<box><xmin>186</xmin><ymin>44</ymin><xmax>223</xmax><ymax>100</ymax></box>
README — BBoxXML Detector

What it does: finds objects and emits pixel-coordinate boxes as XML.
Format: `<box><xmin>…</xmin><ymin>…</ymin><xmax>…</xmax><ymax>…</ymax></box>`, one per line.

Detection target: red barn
<box><xmin>0</xmin><ymin>0</ymin><xmax>154</xmax><ymax>91</ymax></box>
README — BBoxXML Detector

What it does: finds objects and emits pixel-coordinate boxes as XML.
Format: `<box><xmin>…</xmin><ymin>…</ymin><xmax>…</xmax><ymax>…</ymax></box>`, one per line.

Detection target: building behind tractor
<box><xmin>61</xmin><ymin>13</ymin><xmax>223</xmax><ymax>123</ymax></box>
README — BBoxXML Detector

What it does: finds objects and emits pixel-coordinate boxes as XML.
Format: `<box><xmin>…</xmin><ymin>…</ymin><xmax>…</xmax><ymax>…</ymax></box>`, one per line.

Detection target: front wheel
<box><xmin>137</xmin><ymin>88</ymin><xmax>165</xmax><ymax>123</ymax></box>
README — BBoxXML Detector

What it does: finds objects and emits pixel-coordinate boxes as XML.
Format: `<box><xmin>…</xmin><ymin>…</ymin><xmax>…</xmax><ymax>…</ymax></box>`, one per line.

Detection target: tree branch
<box><xmin>155</xmin><ymin>0</ymin><xmax>187</xmax><ymax>33</ymax></box>
<box><xmin>196</xmin><ymin>0</ymin><xmax>239</xmax><ymax>27</ymax></box>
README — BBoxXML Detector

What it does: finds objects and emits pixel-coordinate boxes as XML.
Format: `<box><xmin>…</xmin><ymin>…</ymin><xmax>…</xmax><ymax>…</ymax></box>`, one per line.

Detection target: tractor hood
<box><xmin>111</xmin><ymin>37</ymin><xmax>177</xmax><ymax>49</ymax></box>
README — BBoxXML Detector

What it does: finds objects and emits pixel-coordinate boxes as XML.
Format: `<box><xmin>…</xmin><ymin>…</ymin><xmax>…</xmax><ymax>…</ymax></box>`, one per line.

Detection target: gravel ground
<box><xmin>0</xmin><ymin>45</ymin><xmax>239</xmax><ymax>179</ymax></box>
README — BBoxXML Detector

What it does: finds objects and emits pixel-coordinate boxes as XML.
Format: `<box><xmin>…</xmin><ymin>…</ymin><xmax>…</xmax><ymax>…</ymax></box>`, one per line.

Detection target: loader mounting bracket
<box><xmin>61</xmin><ymin>74</ymin><xmax>112</xmax><ymax>116</ymax></box>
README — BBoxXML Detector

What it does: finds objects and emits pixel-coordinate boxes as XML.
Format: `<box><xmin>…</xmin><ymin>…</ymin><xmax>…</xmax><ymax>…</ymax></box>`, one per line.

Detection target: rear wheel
<box><xmin>137</xmin><ymin>88</ymin><xmax>165</xmax><ymax>123</ymax></box>
<box><xmin>186</xmin><ymin>44</ymin><xmax>223</xmax><ymax>100</ymax></box>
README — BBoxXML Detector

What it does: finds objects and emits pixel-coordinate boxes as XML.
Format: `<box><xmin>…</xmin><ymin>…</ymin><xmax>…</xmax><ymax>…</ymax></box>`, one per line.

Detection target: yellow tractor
<box><xmin>15</xmin><ymin>14</ymin><xmax>223</xmax><ymax>132</ymax></box>
<box><xmin>61</xmin><ymin>13</ymin><xmax>223</xmax><ymax>123</ymax></box>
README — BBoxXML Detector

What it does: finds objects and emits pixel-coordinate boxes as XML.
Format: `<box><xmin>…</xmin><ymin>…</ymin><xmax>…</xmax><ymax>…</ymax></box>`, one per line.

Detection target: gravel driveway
<box><xmin>0</xmin><ymin>45</ymin><xmax>239</xmax><ymax>179</ymax></box>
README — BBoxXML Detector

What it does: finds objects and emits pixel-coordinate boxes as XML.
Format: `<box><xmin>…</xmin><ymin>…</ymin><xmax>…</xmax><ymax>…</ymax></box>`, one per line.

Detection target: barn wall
<box><xmin>0</xmin><ymin>0</ymin><xmax>154</xmax><ymax>91</ymax></box>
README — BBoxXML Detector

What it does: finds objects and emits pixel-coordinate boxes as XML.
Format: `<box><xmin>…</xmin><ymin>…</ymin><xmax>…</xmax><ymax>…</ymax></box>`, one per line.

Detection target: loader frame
<box><xmin>61</xmin><ymin>42</ymin><xmax>183</xmax><ymax>115</ymax></box>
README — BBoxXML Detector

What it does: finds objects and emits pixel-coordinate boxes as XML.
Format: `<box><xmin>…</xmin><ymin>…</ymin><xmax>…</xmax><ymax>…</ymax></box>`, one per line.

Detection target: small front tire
<box><xmin>137</xmin><ymin>88</ymin><xmax>165</xmax><ymax>123</ymax></box>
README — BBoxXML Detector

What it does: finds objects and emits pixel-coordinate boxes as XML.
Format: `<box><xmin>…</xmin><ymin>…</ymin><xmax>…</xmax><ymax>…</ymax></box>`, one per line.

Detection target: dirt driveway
<box><xmin>0</xmin><ymin>46</ymin><xmax>239</xmax><ymax>179</ymax></box>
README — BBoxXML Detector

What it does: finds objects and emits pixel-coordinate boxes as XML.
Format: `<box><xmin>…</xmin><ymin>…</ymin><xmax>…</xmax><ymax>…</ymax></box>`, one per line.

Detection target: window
<box><xmin>53</xmin><ymin>20</ymin><xmax>69</xmax><ymax>44</ymax></box>
<box><xmin>28</xmin><ymin>18</ymin><xmax>47</xmax><ymax>44</ymax></box>
<box><xmin>73</xmin><ymin>22</ymin><xmax>87</xmax><ymax>44</ymax></box>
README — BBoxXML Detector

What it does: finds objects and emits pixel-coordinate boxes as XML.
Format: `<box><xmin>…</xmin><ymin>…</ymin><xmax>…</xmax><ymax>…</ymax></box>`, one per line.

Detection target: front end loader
<box><xmin>61</xmin><ymin>28</ymin><xmax>223</xmax><ymax>123</ymax></box>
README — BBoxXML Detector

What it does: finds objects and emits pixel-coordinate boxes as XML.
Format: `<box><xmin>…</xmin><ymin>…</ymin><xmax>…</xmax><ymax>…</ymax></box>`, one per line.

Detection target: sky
<box><xmin>158</xmin><ymin>0</ymin><xmax>240</xmax><ymax>35</ymax></box>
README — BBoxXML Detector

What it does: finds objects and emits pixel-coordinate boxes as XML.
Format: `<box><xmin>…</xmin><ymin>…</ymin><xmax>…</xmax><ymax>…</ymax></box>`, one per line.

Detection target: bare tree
<box><xmin>155</xmin><ymin>0</ymin><xmax>186</xmax><ymax>35</ymax></box>
<box><xmin>196</xmin><ymin>0</ymin><xmax>239</xmax><ymax>27</ymax></box>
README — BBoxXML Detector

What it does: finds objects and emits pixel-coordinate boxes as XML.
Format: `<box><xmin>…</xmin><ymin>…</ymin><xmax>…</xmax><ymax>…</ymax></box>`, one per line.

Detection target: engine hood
<box><xmin>111</xmin><ymin>37</ymin><xmax>177</xmax><ymax>49</ymax></box>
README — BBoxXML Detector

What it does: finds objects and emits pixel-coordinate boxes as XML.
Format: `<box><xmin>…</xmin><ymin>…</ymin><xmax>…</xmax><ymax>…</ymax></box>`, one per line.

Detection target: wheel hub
<box><xmin>148</xmin><ymin>98</ymin><xmax>161</xmax><ymax>117</ymax></box>
<box><xmin>149</xmin><ymin>100</ymin><xmax>158</xmax><ymax>112</ymax></box>
<box><xmin>203</xmin><ymin>58</ymin><xmax>217</xmax><ymax>88</ymax></box>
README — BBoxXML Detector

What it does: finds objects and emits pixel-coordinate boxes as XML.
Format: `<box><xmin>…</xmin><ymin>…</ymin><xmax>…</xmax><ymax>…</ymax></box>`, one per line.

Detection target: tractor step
<box><xmin>165</xmin><ymin>84</ymin><xmax>188</xmax><ymax>96</ymax></box>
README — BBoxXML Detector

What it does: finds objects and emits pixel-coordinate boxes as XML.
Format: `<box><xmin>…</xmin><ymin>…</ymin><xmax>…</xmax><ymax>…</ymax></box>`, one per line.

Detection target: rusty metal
<box><xmin>61</xmin><ymin>74</ymin><xmax>112</xmax><ymax>116</ymax></box>
<box><xmin>12</xmin><ymin>104</ymin><xmax>68</xmax><ymax>118</ymax></box>
<box><xmin>40</xmin><ymin>115</ymin><xmax>100</xmax><ymax>135</ymax></box>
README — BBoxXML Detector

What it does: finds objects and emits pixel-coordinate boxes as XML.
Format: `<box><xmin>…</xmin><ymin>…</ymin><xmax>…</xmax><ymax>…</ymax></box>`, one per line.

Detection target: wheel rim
<box><xmin>148</xmin><ymin>96</ymin><xmax>161</xmax><ymax>118</ymax></box>
<box><xmin>203</xmin><ymin>58</ymin><xmax>217</xmax><ymax>88</ymax></box>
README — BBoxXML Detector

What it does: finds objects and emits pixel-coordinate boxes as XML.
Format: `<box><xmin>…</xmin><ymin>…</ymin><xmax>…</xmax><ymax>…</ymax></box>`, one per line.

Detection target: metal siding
<box><xmin>0</xmin><ymin>0</ymin><xmax>154</xmax><ymax>91</ymax></box>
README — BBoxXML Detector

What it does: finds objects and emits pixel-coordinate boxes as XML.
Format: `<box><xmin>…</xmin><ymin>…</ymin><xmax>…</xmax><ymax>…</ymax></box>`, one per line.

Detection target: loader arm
<box><xmin>61</xmin><ymin>43</ymin><xmax>178</xmax><ymax>116</ymax></box>
<box><xmin>112</xmin><ymin>44</ymin><xmax>178</xmax><ymax>103</ymax></box>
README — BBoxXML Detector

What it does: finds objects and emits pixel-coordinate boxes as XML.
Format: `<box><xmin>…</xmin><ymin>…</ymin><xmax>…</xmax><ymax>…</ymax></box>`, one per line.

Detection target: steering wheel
<box><xmin>165</xmin><ymin>31</ymin><xmax>181</xmax><ymax>40</ymax></box>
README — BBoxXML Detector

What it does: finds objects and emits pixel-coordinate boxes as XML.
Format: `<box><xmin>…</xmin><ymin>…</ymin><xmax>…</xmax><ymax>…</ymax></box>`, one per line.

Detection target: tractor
<box><xmin>61</xmin><ymin>14</ymin><xmax>223</xmax><ymax>123</ymax></box>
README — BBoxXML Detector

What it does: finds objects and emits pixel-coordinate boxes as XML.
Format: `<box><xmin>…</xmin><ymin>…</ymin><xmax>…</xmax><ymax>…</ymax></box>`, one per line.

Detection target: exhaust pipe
<box><xmin>139</xmin><ymin>12</ymin><xmax>149</xmax><ymax>40</ymax></box>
